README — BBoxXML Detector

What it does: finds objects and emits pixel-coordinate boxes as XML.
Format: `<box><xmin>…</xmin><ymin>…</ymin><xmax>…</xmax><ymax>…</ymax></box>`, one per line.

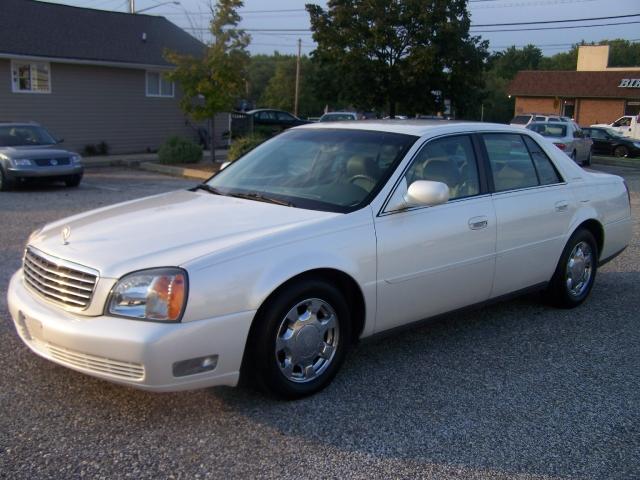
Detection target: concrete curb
<box><xmin>592</xmin><ymin>156</ymin><xmax>640</xmax><ymax>169</ymax></box>
<box><xmin>138</xmin><ymin>162</ymin><xmax>216</xmax><ymax>180</ymax></box>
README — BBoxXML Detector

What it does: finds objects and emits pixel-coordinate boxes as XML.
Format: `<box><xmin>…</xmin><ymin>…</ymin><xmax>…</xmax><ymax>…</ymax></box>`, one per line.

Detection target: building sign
<box><xmin>618</xmin><ymin>79</ymin><xmax>640</xmax><ymax>88</ymax></box>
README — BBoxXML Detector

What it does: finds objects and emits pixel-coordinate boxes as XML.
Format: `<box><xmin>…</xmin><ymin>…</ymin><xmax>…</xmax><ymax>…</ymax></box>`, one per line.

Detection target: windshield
<box><xmin>208</xmin><ymin>129</ymin><xmax>417</xmax><ymax>213</ymax></box>
<box><xmin>511</xmin><ymin>115</ymin><xmax>531</xmax><ymax>125</ymax></box>
<box><xmin>0</xmin><ymin>125</ymin><xmax>57</xmax><ymax>146</ymax></box>
<box><xmin>527</xmin><ymin>123</ymin><xmax>567</xmax><ymax>138</ymax></box>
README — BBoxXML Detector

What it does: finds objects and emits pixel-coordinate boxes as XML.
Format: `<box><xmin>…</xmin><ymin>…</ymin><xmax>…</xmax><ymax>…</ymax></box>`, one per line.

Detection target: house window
<box><xmin>11</xmin><ymin>61</ymin><xmax>51</xmax><ymax>93</ymax></box>
<box><xmin>146</xmin><ymin>71</ymin><xmax>174</xmax><ymax>97</ymax></box>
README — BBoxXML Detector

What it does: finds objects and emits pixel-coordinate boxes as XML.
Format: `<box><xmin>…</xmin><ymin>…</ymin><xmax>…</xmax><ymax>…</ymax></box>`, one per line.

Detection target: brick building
<box><xmin>508</xmin><ymin>45</ymin><xmax>640</xmax><ymax>126</ymax></box>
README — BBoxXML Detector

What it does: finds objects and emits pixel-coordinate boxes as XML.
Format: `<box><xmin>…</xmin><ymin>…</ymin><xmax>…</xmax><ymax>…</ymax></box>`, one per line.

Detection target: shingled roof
<box><xmin>0</xmin><ymin>0</ymin><xmax>205</xmax><ymax>67</ymax></box>
<box><xmin>508</xmin><ymin>70</ymin><xmax>640</xmax><ymax>99</ymax></box>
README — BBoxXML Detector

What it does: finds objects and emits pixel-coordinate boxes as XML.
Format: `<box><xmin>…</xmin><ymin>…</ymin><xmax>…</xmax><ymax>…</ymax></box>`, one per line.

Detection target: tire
<box><xmin>583</xmin><ymin>148</ymin><xmax>592</xmax><ymax>167</ymax></box>
<box><xmin>64</xmin><ymin>174</ymin><xmax>82</xmax><ymax>187</ymax></box>
<box><xmin>570</xmin><ymin>150</ymin><xmax>577</xmax><ymax>162</ymax></box>
<box><xmin>545</xmin><ymin>228</ymin><xmax>598</xmax><ymax>308</ymax></box>
<box><xmin>245</xmin><ymin>278</ymin><xmax>351</xmax><ymax>399</ymax></box>
<box><xmin>0</xmin><ymin>168</ymin><xmax>14</xmax><ymax>191</ymax></box>
<box><xmin>614</xmin><ymin>145</ymin><xmax>629</xmax><ymax>158</ymax></box>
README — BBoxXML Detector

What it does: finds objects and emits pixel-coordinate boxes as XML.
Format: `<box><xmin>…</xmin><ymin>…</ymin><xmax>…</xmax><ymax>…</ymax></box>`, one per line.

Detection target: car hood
<box><xmin>0</xmin><ymin>146</ymin><xmax>75</xmax><ymax>158</ymax></box>
<box><xmin>29</xmin><ymin>190</ymin><xmax>339</xmax><ymax>278</ymax></box>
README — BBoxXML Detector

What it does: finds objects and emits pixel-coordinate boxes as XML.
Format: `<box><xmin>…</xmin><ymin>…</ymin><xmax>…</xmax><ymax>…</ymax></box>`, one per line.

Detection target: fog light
<box><xmin>172</xmin><ymin>355</ymin><xmax>218</xmax><ymax>377</ymax></box>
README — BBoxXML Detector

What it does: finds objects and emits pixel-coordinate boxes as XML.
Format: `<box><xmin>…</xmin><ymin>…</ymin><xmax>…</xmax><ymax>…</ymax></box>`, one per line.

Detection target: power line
<box><xmin>472</xmin><ymin>13</ymin><xmax>640</xmax><ymax>27</ymax></box>
<box><xmin>472</xmin><ymin>20</ymin><xmax>640</xmax><ymax>32</ymax></box>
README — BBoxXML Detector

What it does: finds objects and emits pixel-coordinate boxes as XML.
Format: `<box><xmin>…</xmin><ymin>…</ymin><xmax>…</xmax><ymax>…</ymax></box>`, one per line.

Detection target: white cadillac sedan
<box><xmin>7</xmin><ymin>121</ymin><xmax>632</xmax><ymax>399</ymax></box>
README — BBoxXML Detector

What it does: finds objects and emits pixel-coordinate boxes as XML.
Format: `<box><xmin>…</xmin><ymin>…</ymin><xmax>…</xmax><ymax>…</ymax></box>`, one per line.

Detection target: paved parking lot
<box><xmin>1</xmin><ymin>166</ymin><xmax>638</xmax><ymax>479</ymax></box>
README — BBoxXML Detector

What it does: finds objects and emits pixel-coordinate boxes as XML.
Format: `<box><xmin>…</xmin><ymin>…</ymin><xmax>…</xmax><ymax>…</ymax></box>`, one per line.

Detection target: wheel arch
<box><xmin>239</xmin><ymin>268</ymin><xmax>367</xmax><ymax>382</ymax></box>
<box><xmin>573</xmin><ymin>218</ymin><xmax>604</xmax><ymax>259</ymax></box>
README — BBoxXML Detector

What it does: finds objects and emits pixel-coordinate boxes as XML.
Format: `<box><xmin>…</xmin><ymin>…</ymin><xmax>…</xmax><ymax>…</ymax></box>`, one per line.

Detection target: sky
<box><xmin>43</xmin><ymin>0</ymin><xmax>640</xmax><ymax>57</ymax></box>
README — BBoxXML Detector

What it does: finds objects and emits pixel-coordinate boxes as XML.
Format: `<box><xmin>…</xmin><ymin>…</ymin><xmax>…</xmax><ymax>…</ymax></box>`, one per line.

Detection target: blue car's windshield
<box><xmin>208</xmin><ymin>129</ymin><xmax>417</xmax><ymax>213</ymax></box>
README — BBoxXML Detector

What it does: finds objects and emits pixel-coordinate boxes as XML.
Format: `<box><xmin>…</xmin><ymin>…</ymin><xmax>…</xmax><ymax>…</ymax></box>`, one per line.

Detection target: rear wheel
<box><xmin>583</xmin><ymin>148</ymin><xmax>592</xmax><ymax>166</ymax></box>
<box><xmin>546</xmin><ymin>228</ymin><xmax>598</xmax><ymax>308</ymax></box>
<box><xmin>570</xmin><ymin>150</ymin><xmax>577</xmax><ymax>162</ymax></box>
<box><xmin>64</xmin><ymin>174</ymin><xmax>82</xmax><ymax>187</ymax></box>
<box><xmin>614</xmin><ymin>145</ymin><xmax>629</xmax><ymax>158</ymax></box>
<box><xmin>245</xmin><ymin>278</ymin><xmax>351</xmax><ymax>399</ymax></box>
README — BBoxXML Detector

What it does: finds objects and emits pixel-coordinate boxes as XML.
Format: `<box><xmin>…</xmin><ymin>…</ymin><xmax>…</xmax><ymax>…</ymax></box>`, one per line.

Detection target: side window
<box><xmin>277</xmin><ymin>112</ymin><xmax>295</xmax><ymax>121</ymax></box>
<box><xmin>483</xmin><ymin>134</ymin><xmax>539</xmax><ymax>192</ymax></box>
<box><xmin>404</xmin><ymin>135</ymin><xmax>480</xmax><ymax>200</ymax></box>
<box><xmin>523</xmin><ymin>136</ymin><xmax>562</xmax><ymax>185</ymax></box>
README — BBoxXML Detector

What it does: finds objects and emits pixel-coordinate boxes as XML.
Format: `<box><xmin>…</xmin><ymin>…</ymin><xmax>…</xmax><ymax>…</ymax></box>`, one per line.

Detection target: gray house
<box><xmin>0</xmin><ymin>0</ymin><xmax>208</xmax><ymax>154</ymax></box>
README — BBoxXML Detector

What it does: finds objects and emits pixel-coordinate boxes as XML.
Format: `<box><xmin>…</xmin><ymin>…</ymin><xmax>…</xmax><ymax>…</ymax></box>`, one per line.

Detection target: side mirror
<box><xmin>406</xmin><ymin>180</ymin><xmax>450</xmax><ymax>206</ymax></box>
<box><xmin>56</xmin><ymin>138</ymin><xmax>64</xmax><ymax>144</ymax></box>
<box><xmin>219</xmin><ymin>161</ymin><xmax>231</xmax><ymax>170</ymax></box>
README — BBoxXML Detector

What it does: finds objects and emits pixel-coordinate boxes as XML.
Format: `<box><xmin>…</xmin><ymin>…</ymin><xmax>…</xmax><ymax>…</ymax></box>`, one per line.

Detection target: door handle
<box><xmin>555</xmin><ymin>201</ymin><xmax>569</xmax><ymax>212</ymax></box>
<box><xmin>468</xmin><ymin>216</ymin><xmax>488</xmax><ymax>230</ymax></box>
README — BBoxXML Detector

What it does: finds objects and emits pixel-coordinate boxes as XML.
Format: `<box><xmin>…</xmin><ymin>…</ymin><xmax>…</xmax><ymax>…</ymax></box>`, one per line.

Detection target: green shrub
<box><xmin>158</xmin><ymin>136</ymin><xmax>203</xmax><ymax>164</ymax></box>
<box><xmin>228</xmin><ymin>134</ymin><xmax>268</xmax><ymax>162</ymax></box>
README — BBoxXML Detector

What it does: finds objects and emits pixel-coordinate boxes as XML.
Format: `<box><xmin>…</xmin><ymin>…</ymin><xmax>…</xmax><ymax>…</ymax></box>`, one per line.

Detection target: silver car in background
<box><xmin>0</xmin><ymin>122</ymin><xmax>83</xmax><ymax>191</ymax></box>
<box><xmin>526</xmin><ymin>121</ymin><xmax>593</xmax><ymax>166</ymax></box>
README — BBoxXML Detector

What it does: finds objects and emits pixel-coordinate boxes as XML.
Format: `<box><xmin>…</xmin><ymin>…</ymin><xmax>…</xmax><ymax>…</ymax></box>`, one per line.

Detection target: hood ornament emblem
<box><xmin>62</xmin><ymin>226</ymin><xmax>71</xmax><ymax>245</ymax></box>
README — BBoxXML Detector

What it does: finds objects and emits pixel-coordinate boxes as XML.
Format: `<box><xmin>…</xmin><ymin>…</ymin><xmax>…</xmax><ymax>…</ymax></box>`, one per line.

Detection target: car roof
<box><xmin>247</xmin><ymin>109</ymin><xmax>287</xmax><ymax>114</ymax></box>
<box><xmin>0</xmin><ymin>122</ymin><xmax>41</xmax><ymax>127</ymax></box>
<box><xmin>322</xmin><ymin>112</ymin><xmax>357</xmax><ymax>115</ymax></box>
<box><xmin>296</xmin><ymin>120</ymin><xmax>523</xmax><ymax>137</ymax></box>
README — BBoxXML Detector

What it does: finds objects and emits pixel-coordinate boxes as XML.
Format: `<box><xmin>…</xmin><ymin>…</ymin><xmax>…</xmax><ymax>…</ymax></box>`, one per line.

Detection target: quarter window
<box><xmin>11</xmin><ymin>61</ymin><xmax>51</xmax><ymax>93</ymax></box>
<box><xmin>404</xmin><ymin>135</ymin><xmax>480</xmax><ymax>200</ymax></box>
<box><xmin>146</xmin><ymin>71</ymin><xmax>174</xmax><ymax>97</ymax></box>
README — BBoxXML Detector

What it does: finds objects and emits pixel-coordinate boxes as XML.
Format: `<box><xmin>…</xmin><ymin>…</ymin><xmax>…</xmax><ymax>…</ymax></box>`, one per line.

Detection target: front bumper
<box><xmin>7</xmin><ymin>164</ymin><xmax>84</xmax><ymax>179</ymax></box>
<box><xmin>7</xmin><ymin>270</ymin><xmax>255</xmax><ymax>391</ymax></box>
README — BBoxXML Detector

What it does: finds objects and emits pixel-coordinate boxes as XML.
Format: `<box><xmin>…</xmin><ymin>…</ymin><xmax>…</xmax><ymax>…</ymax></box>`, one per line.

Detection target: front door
<box><xmin>374</xmin><ymin>134</ymin><xmax>496</xmax><ymax>332</ymax></box>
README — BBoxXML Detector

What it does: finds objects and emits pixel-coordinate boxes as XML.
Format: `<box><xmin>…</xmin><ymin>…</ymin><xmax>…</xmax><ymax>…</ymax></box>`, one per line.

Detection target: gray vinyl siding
<box><xmin>0</xmin><ymin>59</ymin><xmax>212</xmax><ymax>154</ymax></box>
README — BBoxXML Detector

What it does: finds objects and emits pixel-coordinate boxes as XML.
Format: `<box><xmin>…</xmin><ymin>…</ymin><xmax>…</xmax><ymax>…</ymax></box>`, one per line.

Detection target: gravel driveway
<box><xmin>1</xmin><ymin>166</ymin><xmax>638</xmax><ymax>480</ymax></box>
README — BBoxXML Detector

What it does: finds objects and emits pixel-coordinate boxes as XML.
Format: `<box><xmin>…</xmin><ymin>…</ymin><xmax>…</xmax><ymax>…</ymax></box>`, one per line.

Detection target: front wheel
<box><xmin>64</xmin><ymin>174</ymin><xmax>82</xmax><ymax>187</ymax></box>
<box><xmin>545</xmin><ymin>229</ymin><xmax>598</xmax><ymax>308</ymax></box>
<box><xmin>0</xmin><ymin>168</ymin><xmax>14</xmax><ymax>191</ymax></box>
<box><xmin>614</xmin><ymin>145</ymin><xmax>629</xmax><ymax>158</ymax></box>
<box><xmin>245</xmin><ymin>279</ymin><xmax>351</xmax><ymax>399</ymax></box>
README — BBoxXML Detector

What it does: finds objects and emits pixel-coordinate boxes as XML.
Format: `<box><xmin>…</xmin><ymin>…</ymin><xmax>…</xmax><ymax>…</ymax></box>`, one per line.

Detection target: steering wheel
<box><xmin>348</xmin><ymin>174</ymin><xmax>376</xmax><ymax>184</ymax></box>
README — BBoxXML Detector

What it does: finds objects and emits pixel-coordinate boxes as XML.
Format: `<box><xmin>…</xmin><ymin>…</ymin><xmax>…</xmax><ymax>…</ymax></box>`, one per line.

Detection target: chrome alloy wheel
<box><xmin>275</xmin><ymin>298</ymin><xmax>339</xmax><ymax>383</ymax></box>
<box><xmin>565</xmin><ymin>241</ymin><xmax>593</xmax><ymax>297</ymax></box>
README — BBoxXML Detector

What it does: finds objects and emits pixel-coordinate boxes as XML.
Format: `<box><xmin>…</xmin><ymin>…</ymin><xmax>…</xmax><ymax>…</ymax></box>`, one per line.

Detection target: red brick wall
<box><xmin>576</xmin><ymin>99</ymin><xmax>625</xmax><ymax>127</ymax></box>
<box><xmin>514</xmin><ymin>97</ymin><xmax>559</xmax><ymax>116</ymax></box>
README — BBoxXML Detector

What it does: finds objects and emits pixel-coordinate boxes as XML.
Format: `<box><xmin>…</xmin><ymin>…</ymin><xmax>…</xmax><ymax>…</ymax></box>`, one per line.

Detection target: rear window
<box><xmin>511</xmin><ymin>115</ymin><xmax>531</xmax><ymax>125</ymax></box>
<box><xmin>527</xmin><ymin>123</ymin><xmax>567</xmax><ymax>138</ymax></box>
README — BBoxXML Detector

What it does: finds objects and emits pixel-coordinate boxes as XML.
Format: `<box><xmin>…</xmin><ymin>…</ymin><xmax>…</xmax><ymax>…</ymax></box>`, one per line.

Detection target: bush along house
<box><xmin>508</xmin><ymin>45</ymin><xmax>640</xmax><ymax>130</ymax></box>
<box><xmin>0</xmin><ymin>0</ymin><xmax>207</xmax><ymax>154</ymax></box>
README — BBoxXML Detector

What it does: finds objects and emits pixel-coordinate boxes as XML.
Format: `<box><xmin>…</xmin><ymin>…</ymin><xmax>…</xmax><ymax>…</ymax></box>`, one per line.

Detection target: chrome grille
<box><xmin>23</xmin><ymin>247</ymin><xmax>98</xmax><ymax>309</ymax></box>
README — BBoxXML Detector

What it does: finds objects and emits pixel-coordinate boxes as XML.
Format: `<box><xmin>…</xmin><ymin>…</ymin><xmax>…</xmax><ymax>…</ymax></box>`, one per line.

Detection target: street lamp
<box><xmin>133</xmin><ymin>1</ymin><xmax>181</xmax><ymax>14</ymax></box>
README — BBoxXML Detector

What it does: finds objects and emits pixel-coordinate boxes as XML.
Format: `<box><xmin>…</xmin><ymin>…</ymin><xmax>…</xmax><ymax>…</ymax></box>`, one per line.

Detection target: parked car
<box><xmin>0</xmin><ymin>122</ymin><xmax>83</xmax><ymax>191</ymax></box>
<box><xmin>583</xmin><ymin>127</ymin><xmax>640</xmax><ymax>158</ymax></box>
<box><xmin>526</xmin><ymin>121</ymin><xmax>593</xmax><ymax>166</ymax></box>
<box><xmin>8</xmin><ymin>121</ymin><xmax>631</xmax><ymax>399</ymax></box>
<box><xmin>592</xmin><ymin>115</ymin><xmax>640</xmax><ymax>140</ymax></box>
<box><xmin>510</xmin><ymin>113</ymin><xmax>569</xmax><ymax>128</ymax></box>
<box><xmin>247</xmin><ymin>109</ymin><xmax>310</xmax><ymax>133</ymax></box>
<box><xmin>318</xmin><ymin>112</ymin><xmax>359</xmax><ymax>122</ymax></box>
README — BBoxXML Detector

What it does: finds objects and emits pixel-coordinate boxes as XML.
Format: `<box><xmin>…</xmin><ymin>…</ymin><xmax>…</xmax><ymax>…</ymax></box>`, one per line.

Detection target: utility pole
<box><xmin>294</xmin><ymin>38</ymin><xmax>301</xmax><ymax>116</ymax></box>
<box><xmin>129</xmin><ymin>0</ymin><xmax>135</xmax><ymax>13</ymax></box>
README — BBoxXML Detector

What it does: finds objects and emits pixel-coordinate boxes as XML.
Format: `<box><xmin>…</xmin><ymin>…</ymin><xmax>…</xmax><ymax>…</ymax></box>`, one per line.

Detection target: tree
<box><xmin>165</xmin><ymin>0</ymin><xmax>250</xmax><ymax>147</ymax></box>
<box><xmin>306</xmin><ymin>0</ymin><xmax>488</xmax><ymax>118</ymax></box>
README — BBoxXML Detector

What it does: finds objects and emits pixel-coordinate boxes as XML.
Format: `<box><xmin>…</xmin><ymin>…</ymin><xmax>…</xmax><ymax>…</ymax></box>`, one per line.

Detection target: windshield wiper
<box><xmin>192</xmin><ymin>184</ymin><xmax>223</xmax><ymax>195</ymax></box>
<box><xmin>228</xmin><ymin>191</ymin><xmax>294</xmax><ymax>207</ymax></box>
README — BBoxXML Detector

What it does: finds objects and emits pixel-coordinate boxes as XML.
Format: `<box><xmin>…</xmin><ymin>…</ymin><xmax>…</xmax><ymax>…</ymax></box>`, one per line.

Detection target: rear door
<box><xmin>481</xmin><ymin>133</ymin><xmax>575</xmax><ymax>297</ymax></box>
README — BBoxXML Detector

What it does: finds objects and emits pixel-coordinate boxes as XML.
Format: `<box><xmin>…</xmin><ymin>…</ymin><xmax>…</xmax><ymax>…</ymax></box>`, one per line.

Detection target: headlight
<box><xmin>107</xmin><ymin>268</ymin><xmax>188</xmax><ymax>322</ymax></box>
<box><xmin>12</xmin><ymin>159</ymin><xmax>32</xmax><ymax>166</ymax></box>
<box><xmin>70</xmin><ymin>154</ymin><xmax>82</xmax><ymax>164</ymax></box>
<box><xmin>0</xmin><ymin>153</ymin><xmax>8</xmax><ymax>161</ymax></box>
